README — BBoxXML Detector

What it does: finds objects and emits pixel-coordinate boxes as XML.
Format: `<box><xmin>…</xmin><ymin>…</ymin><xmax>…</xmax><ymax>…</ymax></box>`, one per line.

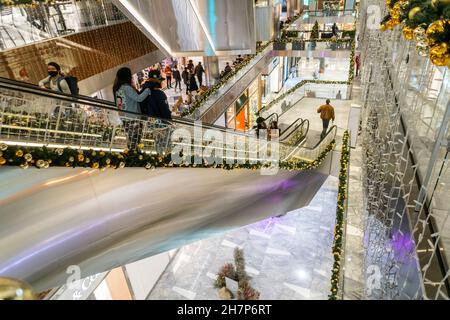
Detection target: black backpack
<box><xmin>57</xmin><ymin>76</ymin><xmax>79</xmax><ymax>95</ymax></box>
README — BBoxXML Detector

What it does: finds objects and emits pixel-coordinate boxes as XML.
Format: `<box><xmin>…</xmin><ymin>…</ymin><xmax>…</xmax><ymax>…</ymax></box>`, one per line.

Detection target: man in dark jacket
<box><xmin>194</xmin><ymin>61</ymin><xmax>205</xmax><ymax>86</ymax></box>
<box><xmin>181</xmin><ymin>66</ymin><xmax>190</xmax><ymax>94</ymax></box>
<box><xmin>140</xmin><ymin>70</ymin><xmax>172</xmax><ymax>120</ymax></box>
<box><xmin>172</xmin><ymin>66</ymin><xmax>182</xmax><ymax>92</ymax></box>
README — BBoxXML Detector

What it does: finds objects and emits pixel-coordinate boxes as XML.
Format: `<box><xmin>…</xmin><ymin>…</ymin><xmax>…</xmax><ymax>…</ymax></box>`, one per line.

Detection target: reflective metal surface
<box><xmin>113</xmin><ymin>0</ymin><xmax>256</xmax><ymax>56</ymax></box>
<box><xmin>0</xmin><ymin>166</ymin><xmax>328</xmax><ymax>291</ymax></box>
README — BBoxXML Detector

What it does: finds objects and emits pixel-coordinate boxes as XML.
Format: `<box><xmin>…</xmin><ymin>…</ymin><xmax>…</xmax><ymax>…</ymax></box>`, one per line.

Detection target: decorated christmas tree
<box><xmin>311</xmin><ymin>20</ymin><xmax>320</xmax><ymax>49</ymax></box>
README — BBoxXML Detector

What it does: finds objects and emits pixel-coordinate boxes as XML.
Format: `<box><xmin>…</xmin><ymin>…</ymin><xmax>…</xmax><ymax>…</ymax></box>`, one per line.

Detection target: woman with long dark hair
<box><xmin>113</xmin><ymin>67</ymin><xmax>150</xmax><ymax>150</ymax></box>
<box><xmin>113</xmin><ymin>67</ymin><xmax>150</xmax><ymax>114</ymax></box>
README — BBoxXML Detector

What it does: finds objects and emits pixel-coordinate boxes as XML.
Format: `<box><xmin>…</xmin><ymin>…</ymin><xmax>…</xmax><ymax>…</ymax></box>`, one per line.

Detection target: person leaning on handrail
<box><xmin>113</xmin><ymin>67</ymin><xmax>150</xmax><ymax>150</ymax></box>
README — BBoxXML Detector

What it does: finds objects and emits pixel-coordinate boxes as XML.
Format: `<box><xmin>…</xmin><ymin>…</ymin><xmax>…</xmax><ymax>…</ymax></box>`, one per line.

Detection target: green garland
<box><xmin>328</xmin><ymin>130</ymin><xmax>350</xmax><ymax>300</ymax></box>
<box><xmin>182</xmin><ymin>26</ymin><xmax>356</xmax><ymax>117</ymax></box>
<box><xmin>180</xmin><ymin>41</ymin><xmax>273</xmax><ymax>117</ymax></box>
<box><xmin>261</xmin><ymin>79</ymin><xmax>349</xmax><ymax>115</ymax></box>
<box><xmin>0</xmin><ymin>140</ymin><xmax>335</xmax><ymax>171</ymax></box>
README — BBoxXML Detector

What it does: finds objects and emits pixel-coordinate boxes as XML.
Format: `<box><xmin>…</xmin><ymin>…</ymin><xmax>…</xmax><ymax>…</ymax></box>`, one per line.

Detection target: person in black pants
<box><xmin>182</xmin><ymin>66</ymin><xmax>190</xmax><ymax>94</ymax></box>
<box><xmin>172</xmin><ymin>66</ymin><xmax>182</xmax><ymax>92</ymax></box>
<box><xmin>188</xmin><ymin>71</ymin><xmax>199</xmax><ymax>94</ymax></box>
<box><xmin>194</xmin><ymin>62</ymin><xmax>205</xmax><ymax>87</ymax></box>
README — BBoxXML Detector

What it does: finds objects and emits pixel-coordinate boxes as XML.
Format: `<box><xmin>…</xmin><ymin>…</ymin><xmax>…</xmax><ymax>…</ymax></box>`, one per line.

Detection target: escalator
<box><xmin>0</xmin><ymin>77</ymin><xmax>337</xmax><ymax>291</ymax></box>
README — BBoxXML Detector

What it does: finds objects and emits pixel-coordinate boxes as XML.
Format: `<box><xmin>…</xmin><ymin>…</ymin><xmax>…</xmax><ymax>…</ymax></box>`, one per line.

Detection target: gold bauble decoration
<box><xmin>429</xmin><ymin>43</ymin><xmax>450</xmax><ymax>66</ymax></box>
<box><xmin>385</xmin><ymin>20</ymin><xmax>395</xmax><ymax>30</ymax></box>
<box><xmin>426</xmin><ymin>20</ymin><xmax>446</xmax><ymax>37</ymax></box>
<box><xmin>408</xmin><ymin>7</ymin><xmax>421</xmax><ymax>20</ymax></box>
<box><xmin>416</xmin><ymin>42</ymin><xmax>429</xmax><ymax>56</ymax></box>
<box><xmin>403</xmin><ymin>26</ymin><xmax>414</xmax><ymax>40</ymax></box>
<box><xmin>426</xmin><ymin>20</ymin><xmax>446</xmax><ymax>46</ymax></box>
<box><xmin>0</xmin><ymin>277</ymin><xmax>36</xmax><ymax>300</ymax></box>
<box><xmin>413</xmin><ymin>26</ymin><xmax>426</xmax><ymax>41</ymax></box>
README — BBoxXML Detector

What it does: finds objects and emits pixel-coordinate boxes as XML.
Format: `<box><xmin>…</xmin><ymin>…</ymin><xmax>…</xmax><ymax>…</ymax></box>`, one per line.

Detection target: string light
<box><xmin>328</xmin><ymin>130</ymin><xmax>350</xmax><ymax>300</ymax></box>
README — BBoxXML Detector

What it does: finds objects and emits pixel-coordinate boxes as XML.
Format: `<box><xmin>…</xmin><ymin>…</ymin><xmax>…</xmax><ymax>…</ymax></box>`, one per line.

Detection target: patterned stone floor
<box><xmin>148</xmin><ymin>176</ymin><xmax>339</xmax><ymax>300</ymax></box>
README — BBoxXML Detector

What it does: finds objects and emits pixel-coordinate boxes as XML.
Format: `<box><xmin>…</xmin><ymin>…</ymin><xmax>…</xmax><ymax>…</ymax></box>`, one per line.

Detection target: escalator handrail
<box><xmin>308</xmin><ymin>125</ymin><xmax>337</xmax><ymax>151</ymax></box>
<box><xmin>0</xmin><ymin>77</ymin><xmax>256</xmax><ymax>139</ymax></box>
<box><xmin>280</xmin><ymin>117</ymin><xmax>303</xmax><ymax>139</ymax></box>
<box><xmin>0</xmin><ymin>76</ymin><xmax>116</xmax><ymax>107</ymax></box>
<box><xmin>280</xmin><ymin>118</ymin><xmax>308</xmax><ymax>142</ymax></box>
<box><xmin>197</xmin><ymin>45</ymin><xmax>273</xmax><ymax>119</ymax></box>
<box><xmin>2</xmin><ymin>77</ymin><xmax>319</xmax><ymax>150</ymax></box>
<box><xmin>262</xmin><ymin>112</ymin><xmax>279</xmax><ymax>124</ymax></box>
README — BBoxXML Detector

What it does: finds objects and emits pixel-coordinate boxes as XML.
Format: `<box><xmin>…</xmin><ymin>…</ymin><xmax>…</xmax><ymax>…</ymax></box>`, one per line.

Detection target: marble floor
<box><xmin>147</xmin><ymin>176</ymin><xmax>339</xmax><ymax>300</ymax></box>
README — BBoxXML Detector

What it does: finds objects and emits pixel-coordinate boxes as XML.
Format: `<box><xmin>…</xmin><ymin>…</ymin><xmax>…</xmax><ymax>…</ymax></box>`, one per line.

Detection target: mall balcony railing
<box><xmin>0</xmin><ymin>0</ymin><xmax>127</xmax><ymax>50</ymax></box>
<box><xmin>185</xmin><ymin>38</ymin><xmax>354</xmax><ymax>122</ymax></box>
<box><xmin>259</xmin><ymin>81</ymin><xmax>350</xmax><ymax>118</ymax></box>
<box><xmin>0</xmin><ymin>77</ymin><xmax>337</xmax><ymax>165</ymax></box>
<box><xmin>301</xmin><ymin>9</ymin><xmax>357</xmax><ymax>17</ymax></box>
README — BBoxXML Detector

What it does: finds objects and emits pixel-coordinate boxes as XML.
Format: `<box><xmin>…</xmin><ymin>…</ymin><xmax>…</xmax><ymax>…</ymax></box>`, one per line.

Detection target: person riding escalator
<box><xmin>140</xmin><ymin>70</ymin><xmax>172</xmax><ymax>121</ymax></box>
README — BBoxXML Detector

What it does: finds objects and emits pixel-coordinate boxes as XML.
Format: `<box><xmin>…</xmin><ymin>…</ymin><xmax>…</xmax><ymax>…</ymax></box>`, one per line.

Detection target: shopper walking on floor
<box><xmin>182</xmin><ymin>66</ymin><xmax>190</xmax><ymax>94</ymax></box>
<box><xmin>194</xmin><ymin>61</ymin><xmax>205</xmax><ymax>87</ymax></box>
<box><xmin>164</xmin><ymin>64</ymin><xmax>172</xmax><ymax>89</ymax></box>
<box><xmin>317</xmin><ymin>99</ymin><xmax>335</xmax><ymax>139</ymax></box>
<box><xmin>172</xmin><ymin>65</ymin><xmax>182</xmax><ymax>92</ymax></box>
<box><xmin>188</xmin><ymin>70</ymin><xmax>199</xmax><ymax>94</ymax></box>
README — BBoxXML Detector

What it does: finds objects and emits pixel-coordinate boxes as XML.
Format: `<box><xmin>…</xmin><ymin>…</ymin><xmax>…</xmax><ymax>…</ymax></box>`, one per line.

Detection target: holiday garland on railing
<box><xmin>180</xmin><ymin>41</ymin><xmax>273</xmax><ymax>117</ymax></box>
<box><xmin>328</xmin><ymin>130</ymin><xmax>350</xmax><ymax>300</ymax></box>
<box><xmin>0</xmin><ymin>140</ymin><xmax>335</xmax><ymax>171</ymax></box>
<box><xmin>260</xmin><ymin>79</ymin><xmax>349</xmax><ymax>115</ymax></box>
<box><xmin>380</xmin><ymin>0</ymin><xmax>450</xmax><ymax>67</ymax></box>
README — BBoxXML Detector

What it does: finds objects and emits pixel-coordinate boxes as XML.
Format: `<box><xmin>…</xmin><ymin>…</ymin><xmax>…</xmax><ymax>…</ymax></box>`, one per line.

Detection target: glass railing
<box><xmin>0</xmin><ymin>78</ymin><xmax>336</xmax><ymax>165</ymax></box>
<box><xmin>301</xmin><ymin>9</ymin><xmax>356</xmax><ymax>18</ymax></box>
<box><xmin>184</xmin><ymin>43</ymin><xmax>273</xmax><ymax>120</ymax></box>
<box><xmin>260</xmin><ymin>81</ymin><xmax>349</xmax><ymax>117</ymax></box>
<box><xmin>281</xmin><ymin>125</ymin><xmax>336</xmax><ymax>162</ymax></box>
<box><xmin>273</xmin><ymin>38</ymin><xmax>354</xmax><ymax>51</ymax></box>
<box><xmin>0</xmin><ymin>0</ymin><xmax>127</xmax><ymax>50</ymax></box>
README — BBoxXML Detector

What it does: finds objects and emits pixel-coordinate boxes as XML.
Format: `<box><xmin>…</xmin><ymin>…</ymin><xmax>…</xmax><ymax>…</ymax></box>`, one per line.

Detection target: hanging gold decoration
<box><xmin>429</xmin><ymin>43</ymin><xmax>450</xmax><ymax>66</ymax></box>
<box><xmin>416</xmin><ymin>42</ymin><xmax>429</xmax><ymax>56</ymax></box>
<box><xmin>413</xmin><ymin>26</ymin><xmax>427</xmax><ymax>41</ymax></box>
<box><xmin>402</xmin><ymin>26</ymin><xmax>414</xmax><ymax>40</ymax></box>
<box><xmin>0</xmin><ymin>277</ymin><xmax>36</xmax><ymax>300</ymax></box>
<box><xmin>426</xmin><ymin>20</ymin><xmax>447</xmax><ymax>46</ymax></box>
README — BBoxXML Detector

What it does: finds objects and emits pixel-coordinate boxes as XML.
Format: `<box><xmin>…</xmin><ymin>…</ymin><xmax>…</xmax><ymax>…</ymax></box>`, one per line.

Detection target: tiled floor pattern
<box><xmin>148</xmin><ymin>176</ymin><xmax>339</xmax><ymax>300</ymax></box>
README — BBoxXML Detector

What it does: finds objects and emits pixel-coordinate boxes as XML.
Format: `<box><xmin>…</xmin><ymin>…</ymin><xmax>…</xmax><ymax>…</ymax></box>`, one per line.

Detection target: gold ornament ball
<box><xmin>408</xmin><ymin>7</ymin><xmax>421</xmax><ymax>20</ymax></box>
<box><xmin>413</xmin><ymin>26</ymin><xmax>426</xmax><ymax>41</ymax></box>
<box><xmin>0</xmin><ymin>277</ymin><xmax>36</xmax><ymax>300</ymax></box>
<box><xmin>402</xmin><ymin>26</ymin><xmax>414</xmax><ymax>40</ymax></box>
<box><xmin>430</xmin><ymin>43</ymin><xmax>450</xmax><ymax>66</ymax></box>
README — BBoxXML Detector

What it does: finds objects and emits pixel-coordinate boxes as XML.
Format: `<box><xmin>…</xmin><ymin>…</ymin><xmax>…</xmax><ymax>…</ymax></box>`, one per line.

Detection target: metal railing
<box><xmin>281</xmin><ymin>125</ymin><xmax>337</xmax><ymax>162</ymax></box>
<box><xmin>260</xmin><ymin>81</ymin><xmax>349</xmax><ymax>117</ymax></box>
<box><xmin>0</xmin><ymin>78</ymin><xmax>335</xmax><ymax>164</ymax></box>
<box><xmin>0</xmin><ymin>0</ymin><xmax>127</xmax><ymax>50</ymax></box>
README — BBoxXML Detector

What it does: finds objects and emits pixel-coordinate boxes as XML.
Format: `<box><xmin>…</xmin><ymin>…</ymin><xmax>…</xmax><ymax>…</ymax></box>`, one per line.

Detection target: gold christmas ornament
<box><xmin>430</xmin><ymin>43</ymin><xmax>450</xmax><ymax>66</ymax></box>
<box><xmin>408</xmin><ymin>7</ymin><xmax>421</xmax><ymax>20</ymax></box>
<box><xmin>426</xmin><ymin>20</ymin><xmax>446</xmax><ymax>46</ymax></box>
<box><xmin>413</xmin><ymin>26</ymin><xmax>427</xmax><ymax>41</ymax></box>
<box><xmin>403</xmin><ymin>26</ymin><xmax>414</xmax><ymax>40</ymax></box>
<box><xmin>0</xmin><ymin>277</ymin><xmax>36</xmax><ymax>300</ymax></box>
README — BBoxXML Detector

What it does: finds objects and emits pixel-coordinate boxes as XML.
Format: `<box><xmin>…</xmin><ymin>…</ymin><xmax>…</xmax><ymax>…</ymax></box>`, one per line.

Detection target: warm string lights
<box><xmin>0</xmin><ymin>140</ymin><xmax>335</xmax><ymax>171</ymax></box>
<box><xmin>380</xmin><ymin>0</ymin><xmax>450</xmax><ymax>67</ymax></box>
<box><xmin>328</xmin><ymin>130</ymin><xmax>350</xmax><ymax>300</ymax></box>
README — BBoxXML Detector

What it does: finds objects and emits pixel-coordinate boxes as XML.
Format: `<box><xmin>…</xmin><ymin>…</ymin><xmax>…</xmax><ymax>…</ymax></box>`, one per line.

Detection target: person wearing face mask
<box><xmin>38</xmin><ymin>62</ymin><xmax>71</xmax><ymax>94</ymax></box>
